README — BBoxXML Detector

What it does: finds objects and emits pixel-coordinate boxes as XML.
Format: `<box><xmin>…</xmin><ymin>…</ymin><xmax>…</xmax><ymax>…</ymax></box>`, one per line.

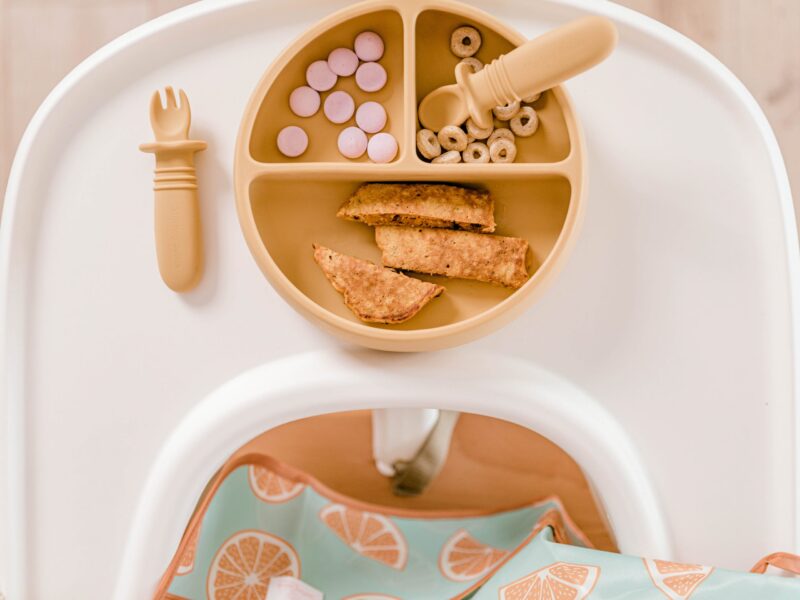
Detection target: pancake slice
<box><xmin>375</xmin><ymin>227</ymin><xmax>529</xmax><ymax>289</ymax></box>
<box><xmin>337</xmin><ymin>183</ymin><xmax>496</xmax><ymax>232</ymax></box>
<box><xmin>313</xmin><ymin>244</ymin><xmax>444</xmax><ymax>324</ymax></box>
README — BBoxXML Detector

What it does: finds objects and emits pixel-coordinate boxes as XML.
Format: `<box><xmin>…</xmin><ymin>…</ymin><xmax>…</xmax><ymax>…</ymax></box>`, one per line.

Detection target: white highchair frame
<box><xmin>114</xmin><ymin>350</ymin><xmax>670</xmax><ymax>599</ymax></box>
<box><xmin>1</xmin><ymin>0</ymin><xmax>798</xmax><ymax>598</ymax></box>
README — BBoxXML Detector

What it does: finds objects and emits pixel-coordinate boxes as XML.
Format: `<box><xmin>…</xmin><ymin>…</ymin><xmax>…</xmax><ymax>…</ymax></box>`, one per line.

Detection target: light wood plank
<box><xmin>0</xmin><ymin>0</ymin><xmax>9</xmax><ymax>197</ymax></box>
<box><xmin>153</xmin><ymin>0</ymin><xmax>194</xmax><ymax>14</ymax></box>
<box><xmin>5</xmin><ymin>1</ymin><xmax>150</xmax><ymax>145</ymax></box>
<box><xmin>616</xmin><ymin>0</ymin><xmax>800</xmax><ymax>224</ymax></box>
<box><xmin>734</xmin><ymin>0</ymin><xmax>800</xmax><ymax>198</ymax></box>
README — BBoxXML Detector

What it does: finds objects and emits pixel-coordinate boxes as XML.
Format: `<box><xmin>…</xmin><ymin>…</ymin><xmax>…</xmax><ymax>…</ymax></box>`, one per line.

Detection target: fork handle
<box><xmin>153</xmin><ymin>168</ymin><xmax>203</xmax><ymax>291</ymax></box>
<box><xmin>140</xmin><ymin>140</ymin><xmax>206</xmax><ymax>292</ymax></box>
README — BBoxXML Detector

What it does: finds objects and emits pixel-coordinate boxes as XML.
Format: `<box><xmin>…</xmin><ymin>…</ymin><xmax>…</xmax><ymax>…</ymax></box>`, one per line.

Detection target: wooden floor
<box><xmin>1</xmin><ymin>0</ymin><xmax>798</xmax><ymax>213</ymax></box>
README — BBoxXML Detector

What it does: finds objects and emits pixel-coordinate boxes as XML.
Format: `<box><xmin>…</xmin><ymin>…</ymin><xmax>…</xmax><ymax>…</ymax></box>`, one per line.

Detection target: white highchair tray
<box><xmin>0</xmin><ymin>0</ymin><xmax>797</xmax><ymax>598</ymax></box>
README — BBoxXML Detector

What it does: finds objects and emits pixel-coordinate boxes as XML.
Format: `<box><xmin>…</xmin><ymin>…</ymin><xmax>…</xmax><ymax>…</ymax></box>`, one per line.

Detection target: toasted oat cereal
<box><xmin>466</xmin><ymin>117</ymin><xmax>493</xmax><ymax>140</ymax></box>
<box><xmin>438</xmin><ymin>125</ymin><xmax>468</xmax><ymax>152</ymax></box>
<box><xmin>489</xmin><ymin>137</ymin><xmax>517</xmax><ymax>163</ymax></box>
<box><xmin>416</xmin><ymin>128</ymin><xmax>442</xmax><ymax>160</ymax></box>
<box><xmin>432</xmin><ymin>150</ymin><xmax>462</xmax><ymax>164</ymax></box>
<box><xmin>510</xmin><ymin>106</ymin><xmax>539</xmax><ymax>137</ymax></box>
<box><xmin>487</xmin><ymin>127</ymin><xmax>514</xmax><ymax>147</ymax></box>
<box><xmin>493</xmin><ymin>101</ymin><xmax>521</xmax><ymax>121</ymax></box>
<box><xmin>450</xmin><ymin>26</ymin><xmax>482</xmax><ymax>58</ymax></box>
<box><xmin>459</xmin><ymin>57</ymin><xmax>483</xmax><ymax>73</ymax></box>
<box><xmin>462</xmin><ymin>142</ymin><xmax>490</xmax><ymax>164</ymax></box>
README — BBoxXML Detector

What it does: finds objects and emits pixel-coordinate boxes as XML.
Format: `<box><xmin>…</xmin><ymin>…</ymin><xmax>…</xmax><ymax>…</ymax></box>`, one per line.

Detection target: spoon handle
<box><xmin>465</xmin><ymin>16</ymin><xmax>617</xmax><ymax>118</ymax></box>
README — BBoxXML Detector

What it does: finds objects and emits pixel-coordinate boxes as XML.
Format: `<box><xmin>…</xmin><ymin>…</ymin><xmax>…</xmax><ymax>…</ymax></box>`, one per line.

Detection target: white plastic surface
<box><xmin>0</xmin><ymin>0</ymin><xmax>797</xmax><ymax>598</ymax></box>
<box><xmin>115</xmin><ymin>351</ymin><xmax>670</xmax><ymax>599</ymax></box>
<box><xmin>371</xmin><ymin>408</ymin><xmax>440</xmax><ymax>476</ymax></box>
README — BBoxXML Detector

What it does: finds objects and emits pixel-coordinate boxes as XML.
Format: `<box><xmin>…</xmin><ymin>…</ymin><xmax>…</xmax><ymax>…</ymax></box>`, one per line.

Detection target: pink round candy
<box><xmin>338</xmin><ymin>127</ymin><xmax>368</xmax><ymax>159</ymax></box>
<box><xmin>367</xmin><ymin>132</ymin><xmax>397</xmax><ymax>163</ymax></box>
<box><xmin>355</xmin><ymin>62</ymin><xmax>387</xmax><ymax>93</ymax></box>
<box><xmin>355</xmin><ymin>101</ymin><xmax>387</xmax><ymax>133</ymax></box>
<box><xmin>288</xmin><ymin>86</ymin><xmax>320</xmax><ymax>117</ymax></box>
<box><xmin>305</xmin><ymin>60</ymin><xmax>337</xmax><ymax>92</ymax></box>
<box><xmin>276</xmin><ymin>125</ymin><xmax>308</xmax><ymax>158</ymax></box>
<box><xmin>327</xmin><ymin>47</ymin><xmax>359</xmax><ymax>77</ymax></box>
<box><xmin>323</xmin><ymin>91</ymin><xmax>355</xmax><ymax>124</ymax></box>
<box><xmin>354</xmin><ymin>31</ymin><xmax>384</xmax><ymax>62</ymax></box>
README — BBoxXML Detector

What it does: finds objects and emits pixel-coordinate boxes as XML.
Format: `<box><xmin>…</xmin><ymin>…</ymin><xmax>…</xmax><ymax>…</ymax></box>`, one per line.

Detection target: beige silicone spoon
<box><xmin>418</xmin><ymin>16</ymin><xmax>618</xmax><ymax>131</ymax></box>
<box><xmin>140</xmin><ymin>87</ymin><xmax>206</xmax><ymax>292</ymax></box>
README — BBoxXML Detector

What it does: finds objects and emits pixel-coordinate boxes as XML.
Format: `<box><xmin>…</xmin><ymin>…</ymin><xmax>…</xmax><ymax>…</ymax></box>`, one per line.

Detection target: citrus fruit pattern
<box><xmin>176</xmin><ymin>526</ymin><xmax>199</xmax><ymax>576</ymax></box>
<box><xmin>499</xmin><ymin>561</ymin><xmax>600</xmax><ymax>600</ymax></box>
<box><xmin>248</xmin><ymin>464</ymin><xmax>306</xmax><ymax>503</ymax></box>
<box><xmin>439</xmin><ymin>529</ymin><xmax>509</xmax><ymax>582</ymax></box>
<box><xmin>644</xmin><ymin>558</ymin><xmax>713</xmax><ymax>599</ymax></box>
<box><xmin>320</xmin><ymin>504</ymin><xmax>408</xmax><ymax>570</ymax></box>
<box><xmin>206</xmin><ymin>529</ymin><xmax>300</xmax><ymax>599</ymax></box>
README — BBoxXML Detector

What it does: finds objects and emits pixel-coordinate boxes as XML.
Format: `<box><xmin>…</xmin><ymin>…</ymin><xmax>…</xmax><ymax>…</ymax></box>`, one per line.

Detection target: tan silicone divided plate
<box><xmin>234</xmin><ymin>0</ymin><xmax>585</xmax><ymax>352</ymax></box>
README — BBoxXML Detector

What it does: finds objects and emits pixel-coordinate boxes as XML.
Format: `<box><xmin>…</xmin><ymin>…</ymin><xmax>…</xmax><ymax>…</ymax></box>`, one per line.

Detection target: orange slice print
<box><xmin>319</xmin><ymin>504</ymin><xmax>408</xmax><ymax>570</ymax></box>
<box><xmin>248</xmin><ymin>464</ymin><xmax>306</xmax><ymax>503</ymax></box>
<box><xmin>438</xmin><ymin>529</ymin><xmax>509</xmax><ymax>582</ymax></box>
<box><xmin>206</xmin><ymin>530</ymin><xmax>300</xmax><ymax>600</ymax></box>
<box><xmin>644</xmin><ymin>558</ymin><xmax>713</xmax><ymax>599</ymax></box>
<box><xmin>176</xmin><ymin>526</ymin><xmax>199</xmax><ymax>576</ymax></box>
<box><xmin>499</xmin><ymin>561</ymin><xmax>600</xmax><ymax>600</ymax></box>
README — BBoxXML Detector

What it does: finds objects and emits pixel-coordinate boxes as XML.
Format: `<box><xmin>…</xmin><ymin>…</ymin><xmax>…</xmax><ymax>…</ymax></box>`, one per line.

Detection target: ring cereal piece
<box><xmin>462</xmin><ymin>142</ymin><xmax>490</xmax><ymax>164</ymax></box>
<box><xmin>432</xmin><ymin>150</ymin><xmax>462</xmax><ymax>164</ymax></box>
<box><xmin>416</xmin><ymin>129</ymin><xmax>442</xmax><ymax>160</ymax></box>
<box><xmin>438</xmin><ymin>125</ymin><xmax>468</xmax><ymax>152</ymax></box>
<box><xmin>450</xmin><ymin>26</ymin><xmax>482</xmax><ymax>58</ymax></box>
<box><xmin>510</xmin><ymin>106</ymin><xmax>539</xmax><ymax>137</ymax></box>
<box><xmin>466</xmin><ymin>117</ymin><xmax>493</xmax><ymax>140</ymax></box>
<box><xmin>459</xmin><ymin>57</ymin><xmax>483</xmax><ymax>73</ymax></box>
<box><xmin>489</xmin><ymin>138</ymin><xmax>517</xmax><ymax>163</ymax></box>
<box><xmin>488</xmin><ymin>127</ymin><xmax>514</xmax><ymax>147</ymax></box>
<box><xmin>493</xmin><ymin>100</ymin><xmax>520</xmax><ymax>121</ymax></box>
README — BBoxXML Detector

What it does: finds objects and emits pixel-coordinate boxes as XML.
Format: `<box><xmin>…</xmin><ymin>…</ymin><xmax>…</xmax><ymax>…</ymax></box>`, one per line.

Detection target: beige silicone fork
<box><xmin>140</xmin><ymin>86</ymin><xmax>207</xmax><ymax>292</ymax></box>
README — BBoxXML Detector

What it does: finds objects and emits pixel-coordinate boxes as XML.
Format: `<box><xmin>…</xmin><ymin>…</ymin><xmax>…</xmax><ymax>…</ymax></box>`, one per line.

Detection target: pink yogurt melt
<box><xmin>323</xmin><ymin>91</ymin><xmax>355</xmax><ymax>124</ymax></box>
<box><xmin>354</xmin><ymin>31</ymin><xmax>384</xmax><ymax>62</ymax></box>
<box><xmin>337</xmin><ymin>127</ymin><xmax>368</xmax><ymax>159</ymax></box>
<box><xmin>305</xmin><ymin>60</ymin><xmax>337</xmax><ymax>92</ymax></box>
<box><xmin>355</xmin><ymin>62</ymin><xmax>387</xmax><ymax>93</ymax></box>
<box><xmin>276</xmin><ymin>125</ymin><xmax>308</xmax><ymax>158</ymax></box>
<box><xmin>355</xmin><ymin>101</ymin><xmax>387</xmax><ymax>133</ymax></box>
<box><xmin>288</xmin><ymin>86</ymin><xmax>320</xmax><ymax>117</ymax></box>
<box><xmin>327</xmin><ymin>47</ymin><xmax>359</xmax><ymax>77</ymax></box>
<box><xmin>367</xmin><ymin>132</ymin><xmax>397</xmax><ymax>163</ymax></box>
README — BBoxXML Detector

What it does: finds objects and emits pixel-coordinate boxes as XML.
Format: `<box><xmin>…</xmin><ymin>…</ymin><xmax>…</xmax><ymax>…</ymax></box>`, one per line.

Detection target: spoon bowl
<box><xmin>418</xmin><ymin>84</ymin><xmax>468</xmax><ymax>131</ymax></box>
